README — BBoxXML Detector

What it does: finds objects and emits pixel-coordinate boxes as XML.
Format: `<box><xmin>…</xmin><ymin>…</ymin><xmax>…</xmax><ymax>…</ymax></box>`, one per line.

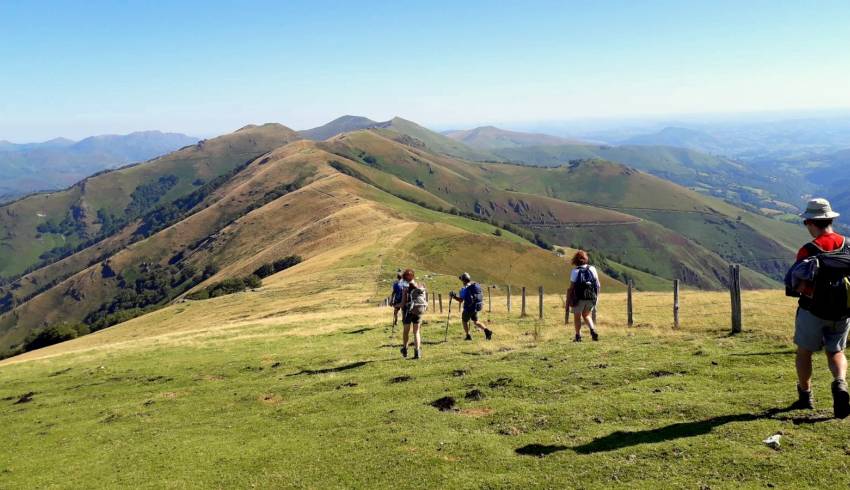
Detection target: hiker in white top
<box><xmin>567</xmin><ymin>250</ymin><xmax>600</xmax><ymax>342</ymax></box>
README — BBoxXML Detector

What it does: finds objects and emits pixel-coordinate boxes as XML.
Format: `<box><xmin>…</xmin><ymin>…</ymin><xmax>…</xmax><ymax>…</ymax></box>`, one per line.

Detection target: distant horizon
<box><xmin>4</xmin><ymin>106</ymin><xmax>850</xmax><ymax>144</ymax></box>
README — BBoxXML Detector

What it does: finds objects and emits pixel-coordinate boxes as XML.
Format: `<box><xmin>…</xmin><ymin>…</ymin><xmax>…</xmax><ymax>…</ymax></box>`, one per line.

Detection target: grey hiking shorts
<box><xmin>573</xmin><ymin>300</ymin><xmax>595</xmax><ymax>314</ymax></box>
<box><xmin>795</xmin><ymin>307</ymin><xmax>850</xmax><ymax>353</ymax></box>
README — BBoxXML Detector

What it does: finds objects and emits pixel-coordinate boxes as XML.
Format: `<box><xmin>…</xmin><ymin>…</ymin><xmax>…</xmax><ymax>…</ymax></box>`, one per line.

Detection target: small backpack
<box><xmin>797</xmin><ymin>241</ymin><xmax>850</xmax><ymax>320</ymax></box>
<box><xmin>574</xmin><ymin>267</ymin><xmax>598</xmax><ymax>302</ymax></box>
<box><xmin>408</xmin><ymin>284</ymin><xmax>428</xmax><ymax>313</ymax></box>
<box><xmin>463</xmin><ymin>283</ymin><xmax>484</xmax><ymax>312</ymax></box>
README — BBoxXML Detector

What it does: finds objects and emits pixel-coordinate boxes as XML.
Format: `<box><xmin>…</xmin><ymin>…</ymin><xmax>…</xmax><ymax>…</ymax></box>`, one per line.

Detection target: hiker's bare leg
<box><xmin>827</xmin><ymin>350</ymin><xmax>848</xmax><ymax>381</ymax></box>
<box><xmin>573</xmin><ymin>311</ymin><xmax>582</xmax><ymax>335</ymax></box>
<box><xmin>402</xmin><ymin>323</ymin><xmax>411</xmax><ymax>348</ymax></box>
<box><xmin>797</xmin><ymin>347</ymin><xmax>814</xmax><ymax>390</ymax></box>
<box><xmin>393</xmin><ymin>307</ymin><xmax>399</xmax><ymax>326</ymax></box>
<box><xmin>582</xmin><ymin>310</ymin><xmax>596</xmax><ymax>331</ymax></box>
<box><xmin>462</xmin><ymin>320</ymin><xmax>470</xmax><ymax>336</ymax></box>
<box><xmin>413</xmin><ymin>323</ymin><xmax>422</xmax><ymax>351</ymax></box>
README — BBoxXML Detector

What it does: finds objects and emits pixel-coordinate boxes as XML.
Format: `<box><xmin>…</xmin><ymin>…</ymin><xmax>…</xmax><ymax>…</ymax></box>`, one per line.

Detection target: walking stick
<box><xmin>444</xmin><ymin>293</ymin><xmax>453</xmax><ymax>342</ymax></box>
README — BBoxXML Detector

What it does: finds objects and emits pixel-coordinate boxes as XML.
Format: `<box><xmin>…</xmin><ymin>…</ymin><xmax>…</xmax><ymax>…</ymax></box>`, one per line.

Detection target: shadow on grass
<box><xmin>730</xmin><ymin>350</ymin><xmax>795</xmax><ymax>356</ymax></box>
<box><xmin>287</xmin><ymin>361</ymin><xmax>371</xmax><ymax>376</ymax></box>
<box><xmin>572</xmin><ymin>406</ymin><xmax>799</xmax><ymax>454</ymax></box>
<box><xmin>515</xmin><ymin>444</ymin><xmax>568</xmax><ymax>457</ymax></box>
<box><xmin>779</xmin><ymin>413</ymin><xmax>834</xmax><ymax>425</ymax></box>
<box><xmin>344</xmin><ymin>327</ymin><xmax>374</xmax><ymax>335</ymax></box>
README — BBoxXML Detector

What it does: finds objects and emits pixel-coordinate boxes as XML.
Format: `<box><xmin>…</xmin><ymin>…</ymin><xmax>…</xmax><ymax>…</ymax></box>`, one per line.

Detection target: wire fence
<box><xmin>380</xmin><ymin>264</ymin><xmax>797</xmax><ymax>334</ymax></box>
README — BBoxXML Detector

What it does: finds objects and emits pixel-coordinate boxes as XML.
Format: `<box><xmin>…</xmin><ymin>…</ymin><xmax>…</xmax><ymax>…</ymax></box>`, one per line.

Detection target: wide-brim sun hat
<box><xmin>459</xmin><ymin>272</ymin><xmax>471</xmax><ymax>281</ymax></box>
<box><xmin>801</xmin><ymin>198</ymin><xmax>840</xmax><ymax>220</ymax></box>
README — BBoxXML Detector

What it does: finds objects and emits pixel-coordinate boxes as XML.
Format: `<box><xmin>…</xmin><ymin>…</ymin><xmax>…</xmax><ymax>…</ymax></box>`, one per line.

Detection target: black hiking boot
<box><xmin>464</xmin><ymin>334</ymin><xmax>472</xmax><ymax>341</ymax></box>
<box><xmin>400</xmin><ymin>346</ymin><xmax>408</xmax><ymax>358</ymax></box>
<box><xmin>790</xmin><ymin>384</ymin><xmax>814</xmax><ymax>410</ymax></box>
<box><xmin>413</xmin><ymin>348</ymin><xmax>421</xmax><ymax>360</ymax></box>
<box><xmin>590</xmin><ymin>330</ymin><xmax>599</xmax><ymax>342</ymax></box>
<box><xmin>484</xmin><ymin>329</ymin><xmax>493</xmax><ymax>341</ymax></box>
<box><xmin>573</xmin><ymin>334</ymin><xmax>582</xmax><ymax>343</ymax></box>
<box><xmin>832</xmin><ymin>379</ymin><xmax>850</xmax><ymax>418</ymax></box>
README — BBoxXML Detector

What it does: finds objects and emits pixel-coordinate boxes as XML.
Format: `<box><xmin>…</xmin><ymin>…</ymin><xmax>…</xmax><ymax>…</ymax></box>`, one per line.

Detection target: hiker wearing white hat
<box><xmin>787</xmin><ymin>197</ymin><xmax>850</xmax><ymax>418</ymax></box>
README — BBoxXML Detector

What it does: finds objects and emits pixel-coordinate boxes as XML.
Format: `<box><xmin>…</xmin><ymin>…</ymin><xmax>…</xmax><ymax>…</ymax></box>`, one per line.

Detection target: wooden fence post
<box><xmin>627</xmin><ymin>281</ymin><xmax>634</xmax><ymax>327</ymax></box>
<box><xmin>673</xmin><ymin>279</ymin><xmax>680</xmax><ymax>328</ymax></box>
<box><xmin>538</xmin><ymin>286</ymin><xmax>544</xmax><ymax>319</ymax></box>
<box><xmin>432</xmin><ymin>292</ymin><xmax>436</xmax><ymax>311</ymax></box>
<box><xmin>730</xmin><ymin>264</ymin><xmax>742</xmax><ymax>333</ymax></box>
<box><xmin>438</xmin><ymin>293</ymin><xmax>443</xmax><ymax>314</ymax></box>
<box><xmin>564</xmin><ymin>290</ymin><xmax>570</xmax><ymax>325</ymax></box>
<box><xmin>521</xmin><ymin>287</ymin><xmax>527</xmax><ymax>317</ymax></box>
<box><xmin>507</xmin><ymin>285</ymin><xmax>511</xmax><ymax>313</ymax></box>
<box><xmin>488</xmin><ymin>286</ymin><xmax>493</xmax><ymax>313</ymax></box>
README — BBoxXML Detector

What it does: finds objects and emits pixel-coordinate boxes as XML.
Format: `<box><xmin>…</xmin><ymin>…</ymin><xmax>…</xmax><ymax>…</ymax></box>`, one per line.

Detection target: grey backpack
<box><xmin>408</xmin><ymin>285</ymin><xmax>428</xmax><ymax>313</ymax></box>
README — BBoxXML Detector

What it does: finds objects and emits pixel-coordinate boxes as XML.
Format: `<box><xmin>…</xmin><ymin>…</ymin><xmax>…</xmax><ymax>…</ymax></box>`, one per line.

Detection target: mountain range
<box><xmin>0</xmin><ymin>116</ymin><xmax>807</xmax><ymax>357</ymax></box>
<box><xmin>0</xmin><ymin>131</ymin><xmax>198</xmax><ymax>202</ymax></box>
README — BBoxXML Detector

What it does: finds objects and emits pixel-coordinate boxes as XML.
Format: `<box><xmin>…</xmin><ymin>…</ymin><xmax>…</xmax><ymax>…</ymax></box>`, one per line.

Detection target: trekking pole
<box><xmin>444</xmin><ymin>293</ymin><xmax>453</xmax><ymax>342</ymax></box>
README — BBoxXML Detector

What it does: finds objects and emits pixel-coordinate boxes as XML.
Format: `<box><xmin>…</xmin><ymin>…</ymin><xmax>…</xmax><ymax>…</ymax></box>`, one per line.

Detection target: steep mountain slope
<box><xmin>0</xmin><ymin>137</ymin><xmax>619</xmax><ymax>355</ymax></box>
<box><xmin>298</xmin><ymin>115</ymin><xmax>379</xmax><ymax>140</ymax></box>
<box><xmin>0</xmin><ymin>119</ymin><xmax>805</xmax><ymax>357</ymax></box>
<box><xmin>490</xmin><ymin>142</ymin><xmax>803</xmax><ymax>214</ymax></box>
<box><xmin>474</xmin><ymin>160</ymin><xmax>806</xmax><ymax>272</ymax></box>
<box><xmin>443</xmin><ymin>126</ymin><xmax>583</xmax><ymax>149</ymax></box>
<box><xmin>323</xmin><ymin>130</ymin><xmax>792</xmax><ymax>288</ymax></box>
<box><xmin>0</xmin><ymin>131</ymin><xmax>198</xmax><ymax>201</ymax></box>
<box><xmin>300</xmin><ymin>116</ymin><xmax>494</xmax><ymax>161</ymax></box>
<box><xmin>0</xmin><ymin>124</ymin><xmax>299</xmax><ymax>278</ymax></box>
<box><xmin>370</xmin><ymin>117</ymin><xmax>496</xmax><ymax>161</ymax></box>
<box><xmin>803</xmin><ymin>149</ymin><xmax>850</xmax><ymax>211</ymax></box>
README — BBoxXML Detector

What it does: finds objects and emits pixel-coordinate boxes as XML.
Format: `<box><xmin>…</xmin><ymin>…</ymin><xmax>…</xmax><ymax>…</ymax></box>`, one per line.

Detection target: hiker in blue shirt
<box><xmin>451</xmin><ymin>272</ymin><xmax>493</xmax><ymax>341</ymax></box>
<box><xmin>390</xmin><ymin>271</ymin><xmax>407</xmax><ymax>329</ymax></box>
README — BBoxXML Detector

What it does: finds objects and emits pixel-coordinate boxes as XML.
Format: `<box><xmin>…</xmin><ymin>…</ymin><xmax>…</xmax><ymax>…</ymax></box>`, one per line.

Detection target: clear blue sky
<box><xmin>1</xmin><ymin>0</ymin><xmax>849</xmax><ymax>141</ymax></box>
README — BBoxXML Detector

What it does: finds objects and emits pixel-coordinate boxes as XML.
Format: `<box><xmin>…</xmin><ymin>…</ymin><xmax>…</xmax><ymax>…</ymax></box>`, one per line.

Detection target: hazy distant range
<box><xmin>0</xmin><ymin>131</ymin><xmax>198</xmax><ymax>202</ymax></box>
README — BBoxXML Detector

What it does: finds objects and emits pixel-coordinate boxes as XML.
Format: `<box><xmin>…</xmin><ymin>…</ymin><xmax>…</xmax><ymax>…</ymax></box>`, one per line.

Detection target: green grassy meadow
<box><xmin>1</xmin><ymin>274</ymin><xmax>846</xmax><ymax>488</ymax></box>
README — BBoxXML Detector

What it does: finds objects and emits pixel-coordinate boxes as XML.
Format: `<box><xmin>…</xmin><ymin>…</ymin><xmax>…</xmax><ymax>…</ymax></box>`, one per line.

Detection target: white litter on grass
<box><xmin>763</xmin><ymin>434</ymin><xmax>782</xmax><ymax>450</ymax></box>
<box><xmin>36</xmin><ymin>213</ymin><xmax>46</xmax><ymax>218</ymax></box>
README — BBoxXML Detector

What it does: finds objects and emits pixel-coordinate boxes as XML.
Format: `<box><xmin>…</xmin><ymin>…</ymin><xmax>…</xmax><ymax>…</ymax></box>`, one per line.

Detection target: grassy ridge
<box><xmin>0</xmin><ymin>255</ymin><xmax>833</xmax><ymax>488</ymax></box>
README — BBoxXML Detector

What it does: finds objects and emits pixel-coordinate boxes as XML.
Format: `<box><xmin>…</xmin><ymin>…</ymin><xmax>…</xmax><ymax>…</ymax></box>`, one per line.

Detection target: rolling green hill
<box><xmin>443</xmin><ymin>126</ymin><xmax>584</xmax><ymax>149</ymax></box>
<box><xmin>0</xmin><ymin>133</ymin><xmax>623</xmax><ymax>356</ymax></box>
<box><xmin>371</xmin><ymin>117</ymin><xmax>496</xmax><ymax>161</ymax></box>
<box><xmin>0</xmin><ymin>131</ymin><xmax>198</xmax><ymax>202</ymax></box>
<box><xmin>324</xmin><ymin>130</ymin><xmax>798</xmax><ymax>287</ymax></box>
<box><xmin>0</xmin><ymin>123</ymin><xmax>299</xmax><ymax>279</ymax></box>
<box><xmin>0</xmin><ymin>118</ymin><xmax>805</xmax><ymax>358</ymax></box>
<box><xmin>485</xmin><ymin>142</ymin><xmax>805</xmax><ymax>216</ymax></box>
<box><xmin>298</xmin><ymin>115</ymin><xmax>380</xmax><ymax>141</ymax></box>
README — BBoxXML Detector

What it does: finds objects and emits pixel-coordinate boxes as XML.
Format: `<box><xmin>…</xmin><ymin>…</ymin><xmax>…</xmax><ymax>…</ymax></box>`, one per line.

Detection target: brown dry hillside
<box><xmin>321</xmin><ymin>130</ymin><xmax>783</xmax><ymax>289</ymax></box>
<box><xmin>0</xmin><ymin>118</ymin><xmax>803</xmax><ymax>357</ymax></box>
<box><xmin>0</xmin><ymin>138</ymin><xmax>617</xmax><ymax>354</ymax></box>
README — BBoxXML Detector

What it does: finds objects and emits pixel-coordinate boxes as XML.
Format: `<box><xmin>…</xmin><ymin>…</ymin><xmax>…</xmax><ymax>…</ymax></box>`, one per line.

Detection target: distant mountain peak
<box><xmin>443</xmin><ymin>125</ymin><xmax>584</xmax><ymax>150</ymax></box>
<box><xmin>299</xmin><ymin>115</ymin><xmax>382</xmax><ymax>141</ymax></box>
<box><xmin>621</xmin><ymin>126</ymin><xmax>721</xmax><ymax>152</ymax></box>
